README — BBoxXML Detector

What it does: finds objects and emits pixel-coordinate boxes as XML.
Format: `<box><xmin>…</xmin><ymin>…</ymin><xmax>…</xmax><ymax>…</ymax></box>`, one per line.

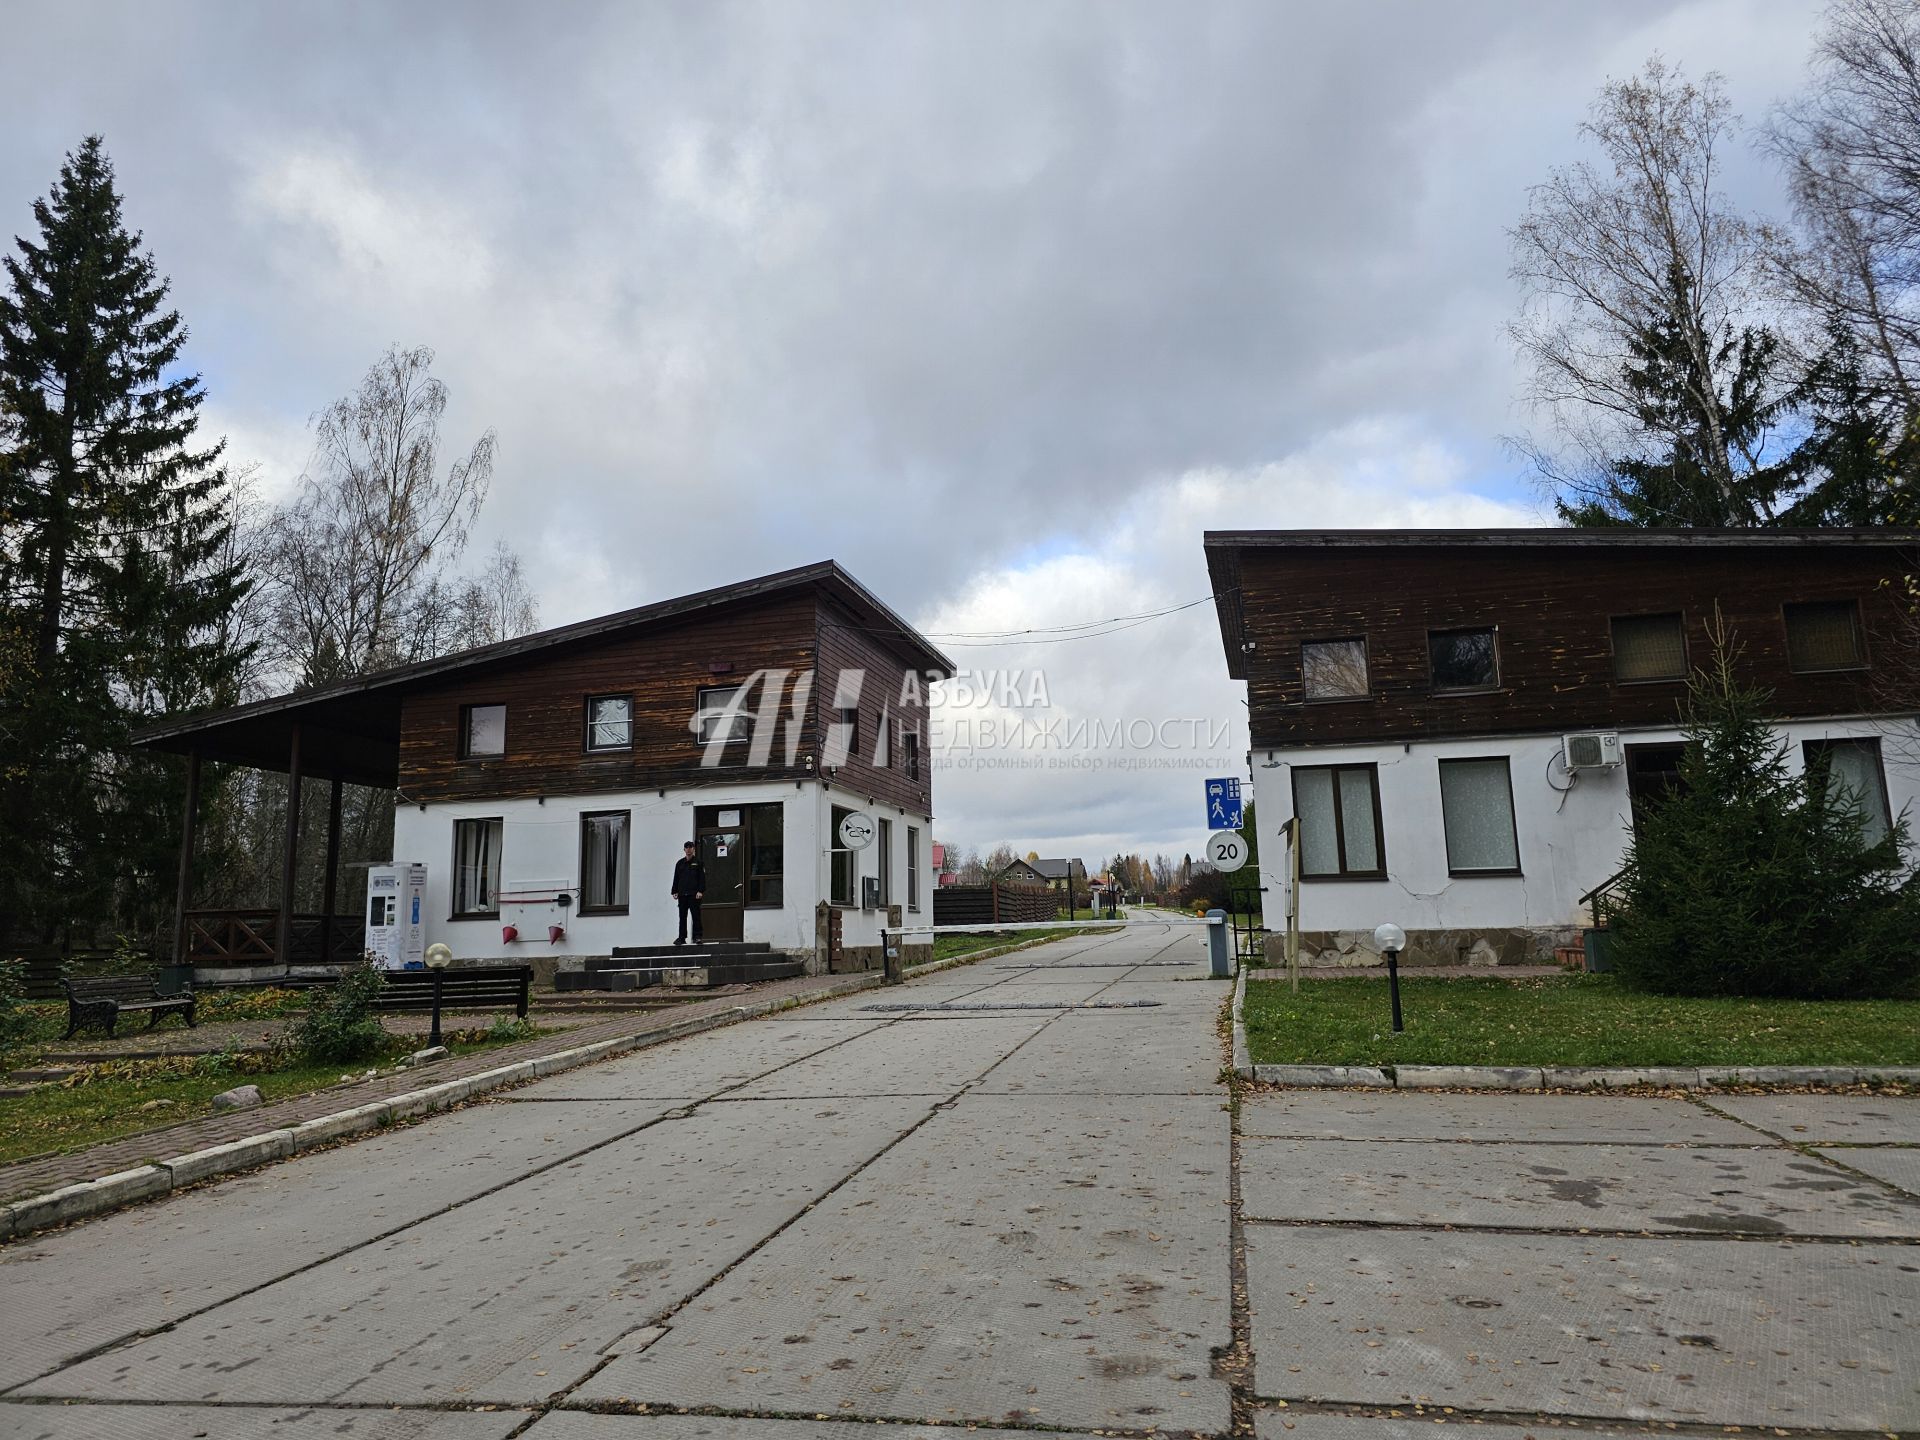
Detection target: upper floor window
<box><xmin>1611</xmin><ymin>613</ymin><xmax>1687</xmax><ymax>683</ymax></box>
<box><xmin>875</xmin><ymin>716</ymin><xmax>891</xmax><ymax>768</ymax></box>
<box><xmin>695</xmin><ymin>685</ymin><xmax>753</xmax><ymax>745</ymax></box>
<box><xmin>585</xmin><ymin>694</ymin><xmax>633</xmax><ymax>751</ymax></box>
<box><xmin>1784</xmin><ymin>600</ymin><xmax>1865</xmax><ymax>673</ymax></box>
<box><xmin>1302</xmin><ymin>638</ymin><xmax>1369</xmax><ymax>701</ymax></box>
<box><xmin>460</xmin><ymin>704</ymin><xmax>506</xmax><ymax>758</ymax></box>
<box><xmin>903</xmin><ymin>730</ymin><xmax>922</xmax><ymax>780</ymax></box>
<box><xmin>1429</xmin><ymin>627</ymin><xmax>1499</xmax><ymax>694</ymax></box>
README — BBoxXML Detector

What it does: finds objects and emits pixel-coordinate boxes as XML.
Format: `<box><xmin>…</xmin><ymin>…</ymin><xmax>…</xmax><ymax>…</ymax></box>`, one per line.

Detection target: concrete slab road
<box><xmin>0</xmin><ymin>921</ymin><xmax>1232</xmax><ymax>1437</ymax></box>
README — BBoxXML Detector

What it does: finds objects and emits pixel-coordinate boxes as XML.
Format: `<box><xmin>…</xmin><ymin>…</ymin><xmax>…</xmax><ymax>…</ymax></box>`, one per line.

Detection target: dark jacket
<box><xmin>671</xmin><ymin>856</ymin><xmax>706</xmax><ymax>898</ymax></box>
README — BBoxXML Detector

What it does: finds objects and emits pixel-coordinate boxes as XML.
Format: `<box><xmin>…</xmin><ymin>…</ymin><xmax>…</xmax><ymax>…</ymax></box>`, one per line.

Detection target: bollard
<box><xmin>1205</xmin><ymin>909</ymin><xmax>1231</xmax><ymax>978</ymax></box>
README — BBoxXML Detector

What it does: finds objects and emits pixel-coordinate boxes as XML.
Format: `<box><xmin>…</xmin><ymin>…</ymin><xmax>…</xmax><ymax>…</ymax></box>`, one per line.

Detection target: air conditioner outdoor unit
<box><xmin>1562</xmin><ymin>731</ymin><xmax>1623</xmax><ymax>771</ymax></box>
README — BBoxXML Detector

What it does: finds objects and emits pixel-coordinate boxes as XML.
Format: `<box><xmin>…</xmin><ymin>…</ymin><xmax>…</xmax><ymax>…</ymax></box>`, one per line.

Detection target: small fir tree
<box><xmin>1607</xmin><ymin>626</ymin><xmax>1920</xmax><ymax>998</ymax></box>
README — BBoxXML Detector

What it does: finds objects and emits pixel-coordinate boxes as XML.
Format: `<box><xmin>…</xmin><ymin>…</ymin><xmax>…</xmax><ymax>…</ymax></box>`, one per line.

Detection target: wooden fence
<box><xmin>931</xmin><ymin>883</ymin><xmax>1059</xmax><ymax>927</ymax></box>
<box><xmin>184</xmin><ymin>910</ymin><xmax>365</xmax><ymax>966</ymax></box>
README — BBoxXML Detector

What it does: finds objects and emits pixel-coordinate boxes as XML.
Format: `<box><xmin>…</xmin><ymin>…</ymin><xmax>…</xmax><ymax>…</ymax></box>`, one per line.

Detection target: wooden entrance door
<box><xmin>694</xmin><ymin>808</ymin><xmax>746</xmax><ymax>942</ymax></box>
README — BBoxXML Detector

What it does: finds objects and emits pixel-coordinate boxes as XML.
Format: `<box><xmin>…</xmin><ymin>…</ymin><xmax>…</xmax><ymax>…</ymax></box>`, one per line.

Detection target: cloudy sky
<box><xmin>3</xmin><ymin>0</ymin><xmax>1830</xmax><ymax>866</ymax></box>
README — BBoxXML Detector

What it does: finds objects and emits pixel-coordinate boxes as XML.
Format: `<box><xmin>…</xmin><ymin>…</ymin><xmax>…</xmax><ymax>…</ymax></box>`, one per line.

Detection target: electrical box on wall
<box><xmin>366</xmin><ymin>863</ymin><xmax>428</xmax><ymax>970</ymax></box>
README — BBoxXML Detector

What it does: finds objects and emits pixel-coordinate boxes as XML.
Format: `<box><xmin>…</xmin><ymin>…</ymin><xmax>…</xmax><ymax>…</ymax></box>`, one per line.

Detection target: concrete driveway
<box><xmin>0</xmin><ymin>920</ymin><xmax>1233</xmax><ymax>1438</ymax></box>
<box><xmin>4</xmin><ymin>920</ymin><xmax>1916</xmax><ymax>1439</ymax></box>
<box><xmin>1240</xmin><ymin>1088</ymin><xmax>1920</xmax><ymax>1435</ymax></box>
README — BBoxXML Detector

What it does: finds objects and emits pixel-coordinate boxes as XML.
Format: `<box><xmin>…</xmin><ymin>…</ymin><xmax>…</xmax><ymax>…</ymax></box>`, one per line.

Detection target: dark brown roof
<box><xmin>134</xmin><ymin>560</ymin><xmax>953</xmax><ymax>786</ymax></box>
<box><xmin>1203</xmin><ymin>527</ymin><xmax>1920</xmax><ymax>680</ymax></box>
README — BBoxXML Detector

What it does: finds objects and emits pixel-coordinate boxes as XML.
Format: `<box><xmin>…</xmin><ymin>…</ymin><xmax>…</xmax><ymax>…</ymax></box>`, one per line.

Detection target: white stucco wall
<box><xmin>385</xmin><ymin>779</ymin><xmax>932</xmax><ymax>962</ymax></box>
<box><xmin>1249</xmin><ymin>715</ymin><xmax>1920</xmax><ymax>941</ymax></box>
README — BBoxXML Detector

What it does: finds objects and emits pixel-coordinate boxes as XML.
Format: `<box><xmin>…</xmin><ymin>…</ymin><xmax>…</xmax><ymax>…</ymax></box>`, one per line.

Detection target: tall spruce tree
<box><xmin>0</xmin><ymin>136</ymin><xmax>249</xmax><ymax>948</ymax></box>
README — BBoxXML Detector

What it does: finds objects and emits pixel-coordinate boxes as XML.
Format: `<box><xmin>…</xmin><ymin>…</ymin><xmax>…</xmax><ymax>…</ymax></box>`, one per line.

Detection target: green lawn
<box><xmin>0</xmin><ymin>1018</ymin><xmax>557</xmax><ymax>1167</ymax></box>
<box><xmin>1242</xmin><ymin>972</ymin><xmax>1920</xmax><ymax>1068</ymax></box>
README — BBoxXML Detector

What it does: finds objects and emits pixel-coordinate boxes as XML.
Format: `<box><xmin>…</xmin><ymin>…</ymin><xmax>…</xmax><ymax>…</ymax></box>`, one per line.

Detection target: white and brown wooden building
<box><xmin>1206</xmin><ymin>529</ymin><xmax>1920</xmax><ymax>966</ymax></box>
<box><xmin>138</xmin><ymin>561</ymin><xmax>950</xmax><ymax>978</ymax></box>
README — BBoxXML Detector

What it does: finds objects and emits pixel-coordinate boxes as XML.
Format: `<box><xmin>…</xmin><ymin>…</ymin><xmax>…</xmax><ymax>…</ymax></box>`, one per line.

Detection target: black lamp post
<box><xmin>1373</xmin><ymin>922</ymin><xmax>1406</xmax><ymax>1033</ymax></box>
<box><xmin>424</xmin><ymin>942</ymin><xmax>453</xmax><ymax>1048</ymax></box>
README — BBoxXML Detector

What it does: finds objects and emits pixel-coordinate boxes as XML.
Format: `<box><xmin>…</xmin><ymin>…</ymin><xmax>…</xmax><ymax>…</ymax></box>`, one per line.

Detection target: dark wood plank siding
<box><xmin>813</xmin><ymin>598</ymin><xmax>935</xmax><ymax>815</ymax></box>
<box><xmin>398</xmin><ymin>593</ymin><xmax>822</xmax><ymax>801</ymax></box>
<box><xmin>1235</xmin><ymin>543</ymin><xmax>1914</xmax><ymax>748</ymax></box>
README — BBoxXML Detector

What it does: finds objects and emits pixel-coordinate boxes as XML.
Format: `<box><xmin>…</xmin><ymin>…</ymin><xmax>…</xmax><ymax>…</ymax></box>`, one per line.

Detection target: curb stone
<box><xmin>1230</xmin><ymin>966</ymin><xmax>1250</xmax><ymax>1076</ymax></box>
<box><xmin>1251</xmin><ymin>1064</ymin><xmax>1392</xmax><ymax>1088</ymax></box>
<box><xmin>1544</xmin><ymin>1066</ymin><xmax>1702</xmax><ymax>1090</ymax></box>
<box><xmin>1398</xmin><ymin>1065</ymin><xmax>1545</xmax><ymax>1091</ymax></box>
<box><xmin>0</xmin><ymin>947</ymin><xmax>1018</xmax><ymax>1243</ymax></box>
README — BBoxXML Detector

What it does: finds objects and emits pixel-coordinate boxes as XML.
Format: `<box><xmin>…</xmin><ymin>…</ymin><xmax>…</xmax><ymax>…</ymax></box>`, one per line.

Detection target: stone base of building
<box><xmin>1263</xmin><ymin>926</ymin><xmax>1579</xmax><ymax>970</ymax></box>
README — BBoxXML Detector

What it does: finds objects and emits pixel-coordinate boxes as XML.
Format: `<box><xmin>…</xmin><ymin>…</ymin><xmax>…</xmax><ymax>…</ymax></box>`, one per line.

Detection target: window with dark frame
<box><xmin>746</xmin><ymin>804</ymin><xmax>784</xmax><ymax>907</ymax></box>
<box><xmin>1437</xmin><ymin>757</ymin><xmax>1521</xmax><ymax>875</ymax></box>
<box><xmin>579</xmin><ymin>810</ymin><xmax>631</xmax><ymax>912</ymax></box>
<box><xmin>1804</xmin><ymin>738</ymin><xmax>1892</xmax><ymax>846</ymax></box>
<box><xmin>1610</xmin><ymin>613</ymin><xmax>1687</xmax><ymax>682</ymax></box>
<box><xmin>1301</xmin><ymin>638</ymin><xmax>1369</xmax><ymax>700</ymax></box>
<box><xmin>830</xmin><ymin>804</ymin><xmax>857</xmax><ymax>905</ymax></box>
<box><xmin>1784</xmin><ymin>600</ymin><xmax>1866</xmax><ymax>673</ymax></box>
<box><xmin>1291</xmin><ymin>764</ymin><xmax>1386</xmax><ymax>878</ymax></box>
<box><xmin>875</xmin><ymin>716</ymin><xmax>891</xmax><ymax>769</ymax></box>
<box><xmin>695</xmin><ymin>685</ymin><xmax>753</xmax><ymax>746</ymax></box>
<box><xmin>460</xmin><ymin>703</ymin><xmax>506</xmax><ymax>758</ymax></box>
<box><xmin>904</xmin><ymin>729</ymin><xmax>921</xmax><ymax>780</ymax></box>
<box><xmin>584</xmin><ymin>694</ymin><xmax>633</xmax><ymax>751</ymax></box>
<box><xmin>907</xmin><ymin>826</ymin><xmax>922</xmax><ymax>912</ymax></box>
<box><xmin>1428</xmin><ymin>628</ymin><xmax>1499</xmax><ymax>693</ymax></box>
<box><xmin>877</xmin><ymin>817</ymin><xmax>893</xmax><ymax>904</ymax></box>
<box><xmin>452</xmin><ymin>817</ymin><xmax>503</xmax><ymax>916</ymax></box>
<box><xmin>835</xmin><ymin>706</ymin><xmax>860</xmax><ymax>759</ymax></box>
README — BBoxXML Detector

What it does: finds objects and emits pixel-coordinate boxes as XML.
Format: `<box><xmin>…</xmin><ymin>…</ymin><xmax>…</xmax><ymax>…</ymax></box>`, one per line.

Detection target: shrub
<box><xmin>290</xmin><ymin>963</ymin><xmax>390</xmax><ymax>1064</ymax></box>
<box><xmin>0</xmin><ymin>957</ymin><xmax>33</xmax><ymax>1055</ymax></box>
<box><xmin>1607</xmin><ymin>641</ymin><xmax>1920</xmax><ymax>999</ymax></box>
<box><xmin>482</xmin><ymin>1014</ymin><xmax>536</xmax><ymax>1045</ymax></box>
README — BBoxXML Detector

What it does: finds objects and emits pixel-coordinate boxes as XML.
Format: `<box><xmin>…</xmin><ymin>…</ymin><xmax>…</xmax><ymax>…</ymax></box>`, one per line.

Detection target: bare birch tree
<box><xmin>1509</xmin><ymin>59</ymin><xmax>1787</xmax><ymax>524</ymax></box>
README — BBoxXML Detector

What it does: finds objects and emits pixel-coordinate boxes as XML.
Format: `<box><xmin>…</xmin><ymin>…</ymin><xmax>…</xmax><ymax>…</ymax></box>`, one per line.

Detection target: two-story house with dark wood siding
<box><xmin>1205</xmin><ymin>530</ymin><xmax>1920</xmax><ymax>967</ymax></box>
<box><xmin>137</xmin><ymin>562</ymin><xmax>951</xmax><ymax>975</ymax></box>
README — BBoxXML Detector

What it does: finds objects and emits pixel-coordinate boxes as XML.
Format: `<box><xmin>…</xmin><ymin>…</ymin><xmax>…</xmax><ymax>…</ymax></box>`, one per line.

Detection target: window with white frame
<box><xmin>452</xmin><ymin>817</ymin><xmax>503</xmax><ymax>916</ymax></box>
<box><xmin>585</xmin><ymin>694</ymin><xmax>633</xmax><ymax>751</ymax></box>
<box><xmin>1438</xmin><ymin>757</ymin><xmax>1521</xmax><ymax>875</ymax></box>
<box><xmin>907</xmin><ymin>826</ymin><xmax>922</xmax><ymax>912</ymax></box>
<box><xmin>830</xmin><ymin>805</ymin><xmax>857</xmax><ymax>905</ymax></box>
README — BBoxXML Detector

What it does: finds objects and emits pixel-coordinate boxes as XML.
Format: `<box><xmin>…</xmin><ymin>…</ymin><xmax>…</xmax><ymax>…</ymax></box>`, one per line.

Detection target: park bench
<box><xmin>62</xmin><ymin>975</ymin><xmax>196</xmax><ymax>1039</ymax></box>
<box><xmin>370</xmin><ymin>966</ymin><xmax>532</xmax><ymax>1018</ymax></box>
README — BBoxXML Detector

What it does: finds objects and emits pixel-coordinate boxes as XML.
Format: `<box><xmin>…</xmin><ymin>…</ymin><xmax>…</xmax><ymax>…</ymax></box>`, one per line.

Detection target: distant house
<box><xmin>995</xmin><ymin>858</ymin><xmax>1051</xmax><ymax>887</ymax></box>
<box><xmin>138</xmin><ymin>562</ymin><xmax>951</xmax><ymax>977</ymax></box>
<box><xmin>1205</xmin><ymin>529</ymin><xmax>1920</xmax><ymax>966</ymax></box>
<box><xmin>1030</xmin><ymin>857</ymin><xmax>1086</xmax><ymax>890</ymax></box>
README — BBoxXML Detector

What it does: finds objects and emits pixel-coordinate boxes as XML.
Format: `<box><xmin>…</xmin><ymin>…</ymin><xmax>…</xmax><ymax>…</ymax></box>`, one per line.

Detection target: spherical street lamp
<box><xmin>424</xmin><ymin>942</ymin><xmax>453</xmax><ymax>1048</ymax></box>
<box><xmin>1372</xmin><ymin>923</ymin><xmax>1407</xmax><ymax>1034</ymax></box>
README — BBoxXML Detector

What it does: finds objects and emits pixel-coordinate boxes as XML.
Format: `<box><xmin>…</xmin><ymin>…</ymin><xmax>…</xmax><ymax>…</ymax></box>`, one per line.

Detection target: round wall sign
<box><xmin>1205</xmin><ymin>830</ymin><xmax>1249</xmax><ymax>873</ymax></box>
<box><xmin>838</xmin><ymin>811</ymin><xmax>877</xmax><ymax>850</ymax></box>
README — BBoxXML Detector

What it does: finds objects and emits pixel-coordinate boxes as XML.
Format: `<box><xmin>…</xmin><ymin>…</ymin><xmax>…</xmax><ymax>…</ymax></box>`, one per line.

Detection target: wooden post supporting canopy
<box><xmin>276</xmin><ymin>724</ymin><xmax>304</xmax><ymax>968</ymax></box>
<box><xmin>320</xmin><ymin>775</ymin><xmax>343</xmax><ymax>964</ymax></box>
<box><xmin>171</xmin><ymin>750</ymin><xmax>202</xmax><ymax>965</ymax></box>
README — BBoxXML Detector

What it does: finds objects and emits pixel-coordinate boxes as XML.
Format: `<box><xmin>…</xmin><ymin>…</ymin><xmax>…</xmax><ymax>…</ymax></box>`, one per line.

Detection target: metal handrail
<box><xmin>1578</xmin><ymin>867</ymin><xmax>1629</xmax><ymax>927</ymax></box>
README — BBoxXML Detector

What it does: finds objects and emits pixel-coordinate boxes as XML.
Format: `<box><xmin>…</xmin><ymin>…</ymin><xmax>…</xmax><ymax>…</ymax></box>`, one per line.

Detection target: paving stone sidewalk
<box><xmin>0</xmin><ymin>970</ymin><xmax>870</xmax><ymax>1204</ymax></box>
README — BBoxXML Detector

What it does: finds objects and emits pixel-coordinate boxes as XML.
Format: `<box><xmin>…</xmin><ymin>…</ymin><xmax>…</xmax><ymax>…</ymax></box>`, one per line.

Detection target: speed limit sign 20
<box><xmin>1205</xmin><ymin>830</ymin><xmax>1249</xmax><ymax>872</ymax></box>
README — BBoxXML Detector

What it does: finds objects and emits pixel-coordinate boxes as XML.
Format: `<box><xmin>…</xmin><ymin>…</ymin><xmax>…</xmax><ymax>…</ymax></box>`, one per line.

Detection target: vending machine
<box><xmin>365</xmin><ymin>863</ymin><xmax>428</xmax><ymax>970</ymax></box>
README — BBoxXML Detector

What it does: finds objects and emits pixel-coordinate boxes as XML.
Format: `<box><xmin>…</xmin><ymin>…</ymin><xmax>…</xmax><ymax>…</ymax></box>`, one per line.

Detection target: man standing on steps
<box><xmin>671</xmin><ymin>839</ymin><xmax>705</xmax><ymax>945</ymax></box>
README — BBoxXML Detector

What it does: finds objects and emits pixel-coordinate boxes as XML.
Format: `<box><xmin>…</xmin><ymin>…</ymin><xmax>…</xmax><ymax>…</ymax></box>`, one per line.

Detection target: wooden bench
<box><xmin>370</xmin><ymin>966</ymin><xmax>532</xmax><ymax>1018</ymax></box>
<box><xmin>63</xmin><ymin>975</ymin><xmax>196</xmax><ymax>1039</ymax></box>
